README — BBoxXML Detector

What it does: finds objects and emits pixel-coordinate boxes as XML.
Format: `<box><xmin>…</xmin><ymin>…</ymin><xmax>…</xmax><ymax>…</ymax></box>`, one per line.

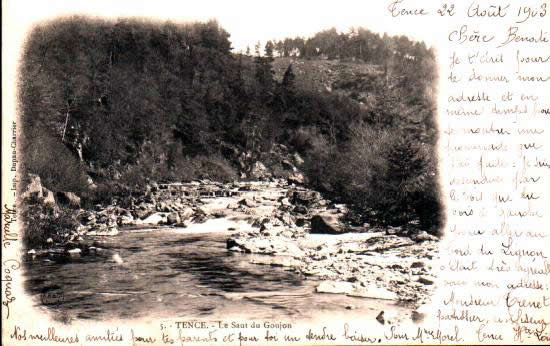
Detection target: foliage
<box><xmin>20</xmin><ymin>17</ymin><xmax>244</xmax><ymax>169</ymax></box>
<box><xmin>20</xmin><ymin>125</ymin><xmax>90</xmax><ymax>194</ymax></box>
<box><xmin>20</xmin><ymin>17</ymin><xmax>441</xmax><ymax>232</ymax></box>
<box><xmin>22</xmin><ymin>197</ymin><xmax>79</xmax><ymax>249</ymax></box>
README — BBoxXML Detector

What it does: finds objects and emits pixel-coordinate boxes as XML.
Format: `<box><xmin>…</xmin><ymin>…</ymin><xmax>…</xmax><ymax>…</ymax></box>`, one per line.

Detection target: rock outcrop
<box><xmin>250</xmin><ymin>161</ymin><xmax>270</xmax><ymax>180</ymax></box>
<box><xmin>310</xmin><ymin>214</ymin><xmax>345</xmax><ymax>234</ymax></box>
<box><xmin>56</xmin><ymin>192</ymin><xmax>81</xmax><ymax>208</ymax></box>
<box><xmin>21</xmin><ymin>174</ymin><xmax>43</xmax><ymax>200</ymax></box>
<box><xmin>42</xmin><ymin>188</ymin><xmax>56</xmax><ymax>205</ymax></box>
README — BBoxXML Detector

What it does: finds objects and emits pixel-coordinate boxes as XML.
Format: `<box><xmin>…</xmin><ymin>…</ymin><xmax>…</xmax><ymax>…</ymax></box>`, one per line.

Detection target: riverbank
<box><xmin>22</xmin><ymin>175</ymin><xmax>439</xmax><ymax>318</ymax></box>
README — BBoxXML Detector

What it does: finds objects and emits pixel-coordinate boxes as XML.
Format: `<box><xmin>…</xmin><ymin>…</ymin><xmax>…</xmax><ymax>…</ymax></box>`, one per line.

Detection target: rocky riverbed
<box><xmin>23</xmin><ymin>175</ymin><xmax>439</xmax><ymax>315</ymax></box>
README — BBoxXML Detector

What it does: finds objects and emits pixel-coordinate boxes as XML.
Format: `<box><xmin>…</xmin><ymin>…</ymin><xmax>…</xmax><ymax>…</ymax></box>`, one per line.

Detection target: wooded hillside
<box><xmin>20</xmin><ymin>17</ymin><xmax>441</xmax><ymax>232</ymax></box>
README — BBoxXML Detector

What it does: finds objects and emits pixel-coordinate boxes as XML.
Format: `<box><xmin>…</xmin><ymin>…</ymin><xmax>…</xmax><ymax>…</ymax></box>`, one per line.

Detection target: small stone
<box><xmin>413</xmin><ymin>231</ymin><xmax>438</xmax><ymax>242</ymax></box>
<box><xmin>410</xmin><ymin>261</ymin><xmax>425</xmax><ymax>268</ymax></box>
<box><xmin>376</xmin><ymin>311</ymin><xmax>385</xmax><ymax>325</ymax></box>
<box><xmin>411</xmin><ymin>310</ymin><xmax>425</xmax><ymax>323</ymax></box>
<box><xmin>418</xmin><ymin>276</ymin><xmax>434</xmax><ymax>285</ymax></box>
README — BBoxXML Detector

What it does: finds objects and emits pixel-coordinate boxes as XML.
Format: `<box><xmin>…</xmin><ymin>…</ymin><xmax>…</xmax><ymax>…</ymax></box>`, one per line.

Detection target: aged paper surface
<box><xmin>2</xmin><ymin>0</ymin><xmax>549</xmax><ymax>345</ymax></box>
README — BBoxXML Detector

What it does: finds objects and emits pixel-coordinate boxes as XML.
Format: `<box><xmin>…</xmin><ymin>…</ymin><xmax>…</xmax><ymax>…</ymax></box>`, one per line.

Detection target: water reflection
<box><xmin>24</xmin><ymin>229</ymin><xmax>405</xmax><ymax>321</ymax></box>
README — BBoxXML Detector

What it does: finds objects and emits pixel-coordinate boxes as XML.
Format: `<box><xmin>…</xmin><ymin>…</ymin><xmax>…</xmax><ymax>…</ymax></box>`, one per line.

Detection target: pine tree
<box><xmin>275</xmin><ymin>64</ymin><xmax>297</xmax><ymax>112</ymax></box>
<box><xmin>254</xmin><ymin>56</ymin><xmax>274</xmax><ymax>94</ymax></box>
<box><xmin>282</xmin><ymin>64</ymin><xmax>295</xmax><ymax>90</ymax></box>
<box><xmin>275</xmin><ymin>40</ymin><xmax>284</xmax><ymax>57</ymax></box>
<box><xmin>264</xmin><ymin>40</ymin><xmax>274</xmax><ymax>60</ymax></box>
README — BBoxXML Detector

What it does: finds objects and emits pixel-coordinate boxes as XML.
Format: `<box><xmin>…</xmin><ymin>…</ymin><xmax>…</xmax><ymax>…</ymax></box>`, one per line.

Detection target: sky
<box><xmin>3</xmin><ymin>0</ymin><xmax>440</xmax><ymax>54</ymax></box>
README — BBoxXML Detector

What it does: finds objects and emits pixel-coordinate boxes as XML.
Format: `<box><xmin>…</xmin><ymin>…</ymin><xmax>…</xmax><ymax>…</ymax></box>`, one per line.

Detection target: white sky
<box><xmin>3</xmin><ymin>0</ymin><xmax>439</xmax><ymax>55</ymax></box>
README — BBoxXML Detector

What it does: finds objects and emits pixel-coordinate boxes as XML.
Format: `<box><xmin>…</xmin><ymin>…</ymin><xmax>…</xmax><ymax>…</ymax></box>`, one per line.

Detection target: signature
<box><xmin>2</xmin><ymin>259</ymin><xmax>20</xmax><ymax>319</ymax></box>
<box><xmin>3</xmin><ymin>204</ymin><xmax>18</xmax><ymax>248</ymax></box>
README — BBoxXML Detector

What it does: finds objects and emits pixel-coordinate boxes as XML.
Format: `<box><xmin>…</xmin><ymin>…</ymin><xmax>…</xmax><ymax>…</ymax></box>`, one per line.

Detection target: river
<box><xmin>24</xmin><ymin>227</ymin><xmax>407</xmax><ymax>322</ymax></box>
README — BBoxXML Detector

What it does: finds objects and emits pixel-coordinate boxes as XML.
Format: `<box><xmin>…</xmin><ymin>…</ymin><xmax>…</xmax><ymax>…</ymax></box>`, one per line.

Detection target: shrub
<box><xmin>343</xmin><ymin>123</ymin><xmax>441</xmax><ymax>232</ymax></box>
<box><xmin>22</xmin><ymin>197</ymin><xmax>79</xmax><ymax>249</ymax></box>
<box><xmin>193</xmin><ymin>155</ymin><xmax>238</xmax><ymax>182</ymax></box>
<box><xmin>302</xmin><ymin>121</ymin><xmax>442</xmax><ymax>234</ymax></box>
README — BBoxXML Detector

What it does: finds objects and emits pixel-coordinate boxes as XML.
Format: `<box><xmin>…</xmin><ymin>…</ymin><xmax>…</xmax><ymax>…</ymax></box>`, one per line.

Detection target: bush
<box><xmin>343</xmin><ymin>124</ymin><xmax>441</xmax><ymax>232</ymax></box>
<box><xmin>193</xmin><ymin>155</ymin><xmax>238</xmax><ymax>182</ymax></box>
<box><xmin>22</xmin><ymin>197</ymin><xmax>79</xmax><ymax>249</ymax></box>
<box><xmin>302</xmin><ymin>121</ymin><xmax>442</xmax><ymax>234</ymax></box>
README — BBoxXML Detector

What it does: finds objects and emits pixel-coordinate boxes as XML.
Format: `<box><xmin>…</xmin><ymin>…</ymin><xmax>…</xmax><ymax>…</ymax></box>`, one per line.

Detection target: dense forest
<box><xmin>20</xmin><ymin>17</ymin><xmax>441</xmax><ymax>233</ymax></box>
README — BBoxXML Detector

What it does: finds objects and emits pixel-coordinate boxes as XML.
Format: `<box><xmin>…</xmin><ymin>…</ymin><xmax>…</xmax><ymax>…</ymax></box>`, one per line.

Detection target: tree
<box><xmin>275</xmin><ymin>40</ymin><xmax>284</xmax><ymax>57</ymax></box>
<box><xmin>264</xmin><ymin>40</ymin><xmax>274</xmax><ymax>59</ymax></box>
<box><xmin>254</xmin><ymin>56</ymin><xmax>274</xmax><ymax>97</ymax></box>
<box><xmin>273</xmin><ymin>64</ymin><xmax>296</xmax><ymax>114</ymax></box>
<box><xmin>245</xmin><ymin>45</ymin><xmax>251</xmax><ymax>56</ymax></box>
<box><xmin>283</xmin><ymin>38</ymin><xmax>292</xmax><ymax>57</ymax></box>
<box><xmin>282</xmin><ymin>64</ymin><xmax>296</xmax><ymax>90</ymax></box>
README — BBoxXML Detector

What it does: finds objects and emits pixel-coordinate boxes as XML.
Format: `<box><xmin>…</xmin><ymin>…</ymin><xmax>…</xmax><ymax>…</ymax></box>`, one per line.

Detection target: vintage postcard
<box><xmin>2</xmin><ymin>0</ymin><xmax>549</xmax><ymax>345</ymax></box>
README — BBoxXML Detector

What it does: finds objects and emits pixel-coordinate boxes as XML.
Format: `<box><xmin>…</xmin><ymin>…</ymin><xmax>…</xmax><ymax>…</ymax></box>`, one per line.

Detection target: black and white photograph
<box><xmin>16</xmin><ymin>10</ymin><xmax>442</xmax><ymax>324</ymax></box>
<box><xmin>5</xmin><ymin>0</ymin><xmax>548</xmax><ymax>345</ymax></box>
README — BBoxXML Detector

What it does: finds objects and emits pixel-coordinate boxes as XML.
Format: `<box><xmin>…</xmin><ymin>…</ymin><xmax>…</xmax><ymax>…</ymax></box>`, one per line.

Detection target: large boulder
<box><xmin>56</xmin><ymin>192</ymin><xmax>81</xmax><ymax>208</ymax></box>
<box><xmin>190</xmin><ymin>209</ymin><xmax>210</xmax><ymax>223</ymax></box>
<box><xmin>134</xmin><ymin>208</ymin><xmax>153</xmax><ymax>220</ymax></box>
<box><xmin>178</xmin><ymin>207</ymin><xmax>194</xmax><ymax>222</ymax></box>
<box><xmin>250</xmin><ymin>161</ymin><xmax>270</xmax><ymax>180</ymax></box>
<box><xmin>86</xmin><ymin>175</ymin><xmax>97</xmax><ymax>190</ymax></box>
<box><xmin>22</xmin><ymin>174</ymin><xmax>43</xmax><ymax>200</ymax></box>
<box><xmin>279</xmin><ymin>197</ymin><xmax>292</xmax><ymax>207</ymax></box>
<box><xmin>310</xmin><ymin>214</ymin><xmax>345</xmax><ymax>234</ymax></box>
<box><xmin>411</xmin><ymin>231</ymin><xmax>439</xmax><ymax>242</ymax></box>
<box><xmin>281</xmin><ymin>159</ymin><xmax>295</xmax><ymax>171</ymax></box>
<box><xmin>291</xmin><ymin>190</ymin><xmax>320</xmax><ymax>206</ymax></box>
<box><xmin>288</xmin><ymin>173</ymin><xmax>304</xmax><ymax>185</ymax></box>
<box><xmin>42</xmin><ymin>187</ymin><xmax>56</xmax><ymax>205</ymax></box>
<box><xmin>139</xmin><ymin>212</ymin><xmax>167</xmax><ymax>225</ymax></box>
<box><xmin>166</xmin><ymin>212</ymin><xmax>181</xmax><ymax>225</ymax></box>
<box><xmin>238</xmin><ymin>198</ymin><xmax>257</xmax><ymax>208</ymax></box>
<box><xmin>293</xmin><ymin>153</ymin><xmax>305</xmax><ymax>166</ymax></box>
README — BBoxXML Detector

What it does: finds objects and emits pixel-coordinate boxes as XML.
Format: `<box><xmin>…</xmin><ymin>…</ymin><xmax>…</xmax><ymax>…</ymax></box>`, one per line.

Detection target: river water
<box><xmin>24</xmin><ymin>228</ymin><xmax>406</xmax><ymax>321</ymax></box>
